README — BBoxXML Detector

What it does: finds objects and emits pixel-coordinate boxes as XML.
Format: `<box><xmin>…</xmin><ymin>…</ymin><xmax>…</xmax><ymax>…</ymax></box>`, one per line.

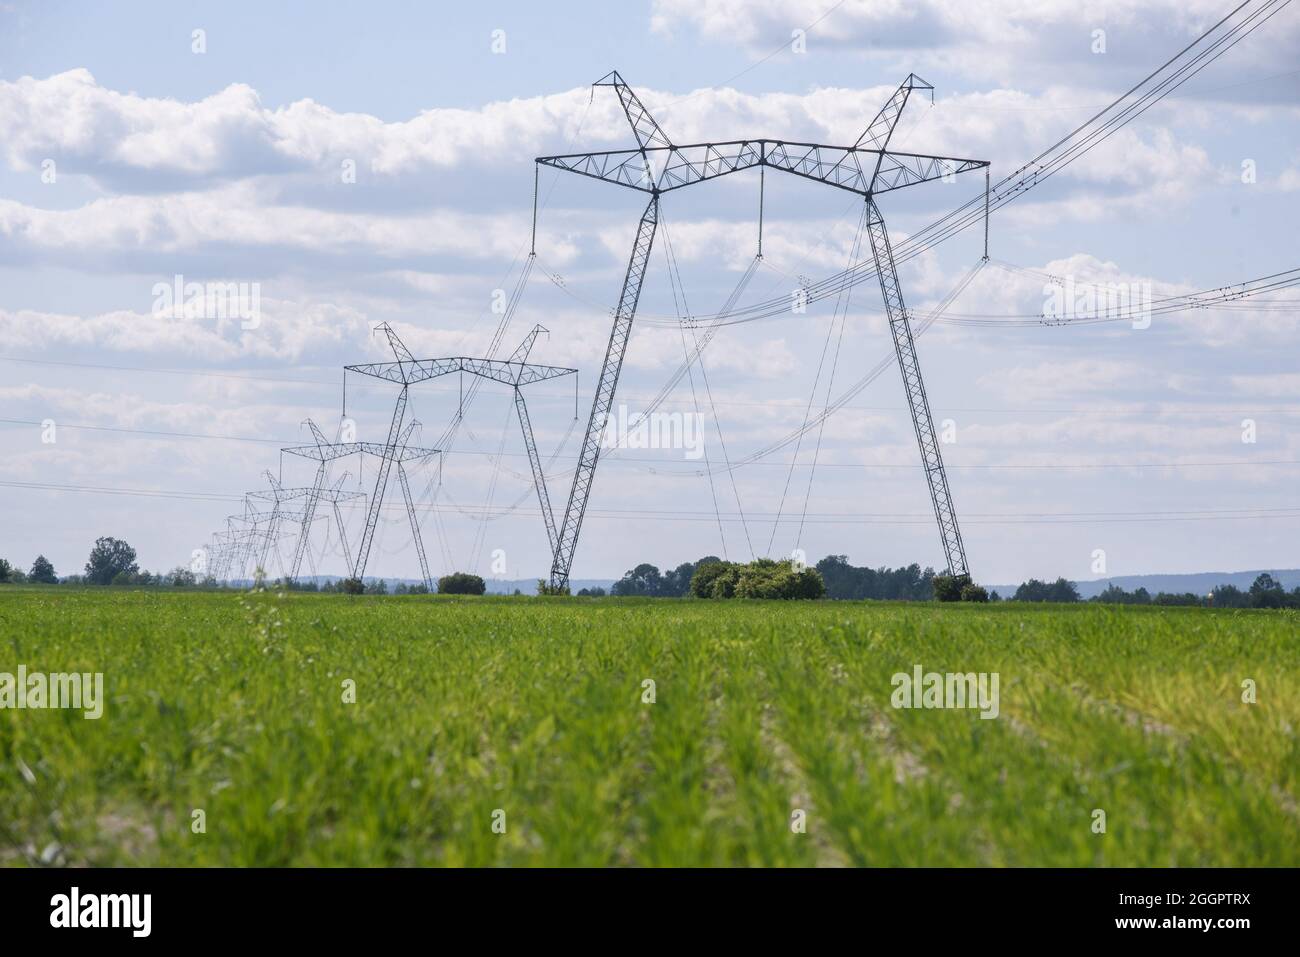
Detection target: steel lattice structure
<box><xmin>281</xmin><ymin>417</ymin><xmax>438</xmax><ymax>587</ymax></box>
<box><xmin>536</xmin><ymin>71</ymin><xmax>987</xmax><ymax>589</ymax></box>
<box><xmin>343</xmin><ymin>323</ymin><xmax>575</xmax><ymax>587</ymax></box>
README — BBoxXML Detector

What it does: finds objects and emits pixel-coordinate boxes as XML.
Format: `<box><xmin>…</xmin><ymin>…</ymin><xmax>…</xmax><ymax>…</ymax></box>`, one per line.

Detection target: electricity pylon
<box><xmin>240</xmin><ymin>471</ymin><xmax>364</xmax><ymax>583</ymax></box>
<box><xmin>281</xmin><ymin>417</ymin><xmax>440</xmax><ymax>588</ymax></box>
<box><xmin>535</xmin><ymin>71</ymin><xmax>988</xmax><ymax>588</ymax></box>
<box><xmin>343</xmin><ymin>323</ymin><xmax>575</xmax><ymax>587</ymax></box>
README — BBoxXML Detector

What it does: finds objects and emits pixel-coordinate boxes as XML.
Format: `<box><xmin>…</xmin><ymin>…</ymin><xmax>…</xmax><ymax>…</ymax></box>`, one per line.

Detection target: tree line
<box><xmin>600</xmin><ymin>556</ymin><xmax>1300</xmax><ymax>608</ymax></box>
<box><xmin>0</xmin><ymin>536</ymin><xmax>489</xmax><ymax>596</ymax></box>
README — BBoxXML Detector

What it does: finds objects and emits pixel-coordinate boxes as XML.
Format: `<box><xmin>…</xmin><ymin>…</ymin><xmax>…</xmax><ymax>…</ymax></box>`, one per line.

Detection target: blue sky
<box><xmin>1</xmin><ymin>0</ymin><xmax>1298</xmax><ymax>585</ymax></box>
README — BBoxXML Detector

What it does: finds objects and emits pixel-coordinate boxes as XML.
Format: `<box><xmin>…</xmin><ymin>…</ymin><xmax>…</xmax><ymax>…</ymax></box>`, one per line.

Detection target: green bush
<box><xmin>932</xmin><ymin>574</ymin><xmax>969</xmax><ymax>602</ymax></box>
<box><xmin>438</xmin><ymin>572</ymin><xmax>485</xmax><ymax>595</ymax></box>
<box><xmin>339</xmin><ymin>577</ymin><xmax>365</xmax><ymax>595</ymax></box>
<box><xmin>690</xmin><ymin>558</ymin><xmax>824</xmax><ymax>600</ymax></box>
<box><xmin>690</xmin><ymin>559</ymin><xmax>734</xmax><ymax>598</ymax></box>
<box><xmin>960</xmin><ymin>582</ymin><xmax>989</xmax><ymax>603</ymax></box>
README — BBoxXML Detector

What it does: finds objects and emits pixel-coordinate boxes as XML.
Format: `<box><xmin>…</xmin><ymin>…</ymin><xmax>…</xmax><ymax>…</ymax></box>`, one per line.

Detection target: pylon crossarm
<box><xmin>280</xmin><ymin>443</ymin><xmax>357</xmax><ymax>464</ymax></box>
<box><xmin>456</xmin><ymin>357</ymin><xmax>575</xmax><ymax>387</ymax></box>
<box><xmin>345</xmin><ymin>357</ymin><xmax>575</xmax><ymax>388</ymax></box>
<box><xmin>864</xmin><ymin>197</ymin><xmax>968</xmax><ymax>578</ymax></box>
<box><xmin>284</xmin><ymin>442</ymin><xmax>439</xmax><ymax>464</ymax></box>
<box><xmin>537</xmin><ymin>141</ymin><xmax>986</xmax><ymax>196</ymax></box>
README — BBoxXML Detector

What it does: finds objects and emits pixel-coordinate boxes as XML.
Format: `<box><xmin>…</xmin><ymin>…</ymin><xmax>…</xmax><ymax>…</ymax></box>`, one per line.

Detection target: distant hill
<box><xmin>989</xmin><ymin>569</ymin><xmax>1300</xmax><ymax>600</ymax></box>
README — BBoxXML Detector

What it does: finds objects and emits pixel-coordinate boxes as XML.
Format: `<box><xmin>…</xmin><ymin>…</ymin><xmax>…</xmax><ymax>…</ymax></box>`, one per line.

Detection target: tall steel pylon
<box><xmin>343</xmin><ymin>323</ymin><xmax>575</xmax><ymax>587</ymax></box>
<box><xmin>280</xmin><ymin>417</ymin><xmax>440</xmax><ymax>589</ymax></box>
<box><xmin>535</xmin><ymin>71</ymin><xmax>987</xmax><ymax>588</ymax></box>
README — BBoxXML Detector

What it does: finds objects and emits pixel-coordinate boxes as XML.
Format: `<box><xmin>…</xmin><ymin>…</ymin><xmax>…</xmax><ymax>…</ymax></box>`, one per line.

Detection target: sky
<box><xmin>1</xmin><ymin>0</ymin><xmax>1298</xmax><ymax>586</ymax></box>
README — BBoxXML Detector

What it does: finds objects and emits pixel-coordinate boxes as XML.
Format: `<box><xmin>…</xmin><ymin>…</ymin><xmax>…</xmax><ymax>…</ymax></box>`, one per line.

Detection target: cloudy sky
<box><xmin>1</xmin><ymin>0</ymin><xmax>1298</xmax><ymax>586</ymax></box>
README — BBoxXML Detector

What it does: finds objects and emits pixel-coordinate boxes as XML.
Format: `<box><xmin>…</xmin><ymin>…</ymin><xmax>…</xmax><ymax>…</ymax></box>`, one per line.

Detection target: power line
<box><xmin>4</xmin><ymin>477</ymin><xmax>1299</xmax><ymax>526</ymax></box>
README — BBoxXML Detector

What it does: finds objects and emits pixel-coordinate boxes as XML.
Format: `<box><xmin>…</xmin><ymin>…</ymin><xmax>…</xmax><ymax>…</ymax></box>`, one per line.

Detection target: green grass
<box><xmin>1</xmin><ymin>586</ymin><xmax>1296</xmax><ymax>866</ymax></box>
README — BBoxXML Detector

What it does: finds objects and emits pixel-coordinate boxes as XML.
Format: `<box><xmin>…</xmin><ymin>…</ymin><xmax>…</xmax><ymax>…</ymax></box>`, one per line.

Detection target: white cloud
<box><xmin>650</xmin><ymin>0</ymin><xmax>1300</xmax><ymax>89</ymax></box>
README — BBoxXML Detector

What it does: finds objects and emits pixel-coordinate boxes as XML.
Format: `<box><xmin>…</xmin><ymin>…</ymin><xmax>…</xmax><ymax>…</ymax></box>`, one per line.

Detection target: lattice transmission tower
<box><xmin>279</xmin><ymin>417</ymin><xmax>439</xmax><ymax>589</ymax></box>
<box><xmin>535</xmin><ymin>71</ymin><xmax>989</xmax><ymax>589</ymax></box>
<box><xmin>342</xmin><ymin>322</ymin><xmax>575</xmax><ymax>586</ymax></box>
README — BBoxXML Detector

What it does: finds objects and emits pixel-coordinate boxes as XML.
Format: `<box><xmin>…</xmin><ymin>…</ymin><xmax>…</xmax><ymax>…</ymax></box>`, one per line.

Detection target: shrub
<box><xmin>960</xmin><ymin>582</ymin><xmax>989</xmax><ymax>603</ymax></box>
<box><xmin>689</xmin><ymin>559</ymin><xmax>734</xmax><ymax>598</ymax></box>
<box><xmin>339</xmin><ymin>577</ymin><xmax>365</xmax><ymax>595</ymax></box>
<box><xmin>536</xmin><ymin>580</ymin><xmax>570</xmax><ymax>596</ymax></box>
<box><xmin>734</xmin><ymin>559</ymin><xmax>825</xmax><ymax>600</ymax></box>
<box><xmin>438</xmin><ymin>572</ymin><xmax>485</xmax><ymax>595</ymax></box>
<box><xmin>932</xmin><ymin>574</ymin><xmax>968</xmax><ymax>602</ymax></box>
<box><xmin>691</xmin><ymin>558</ymin><xmax>823</xmax><ymax>600</ymax></box>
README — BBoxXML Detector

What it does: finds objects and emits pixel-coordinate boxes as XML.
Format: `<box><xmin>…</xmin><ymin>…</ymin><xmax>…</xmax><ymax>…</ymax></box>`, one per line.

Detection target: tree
<box><xmin>611</xmin><ymin>563</ymin><xmax>664</xmax><ymax>597</ymax></box>
<box><xmin>690</xmin><ymin>558</ymin><xmax>823</xmax><ymax>600</ymax></box>
<box><xmin>1012</xmin><ymin>577</ymin><xmax>1079</xmax><ymax>603</ymax></box>
<box><xmin>960</xmin><ymin>582</ymin><xmax>989</xmax><ymax>603</ymax></box>
<box><xmin>1249</xmin><ymin>573</ymin><xmax>1285</xmax><ymax>609</ymax></box>
<box><xmin>690</xmin><ymin>559</ymin><xmax>734</xmax><ymax>598</ymax></box>
<box><xmin>29</xmin><ymin>555</ymin><xmax>57</xmax><ymax>584</ymax></box>
<box><xmin>339</xmin><ymin>577</ymin><xmax>365</xmax><ymax>595</ymax></box>
<box><xmin>438</xmin><ymin>572</ymin><xmax>485</xmax><ymax>595</ymax></box>
<box><xmin>0</xmin><ymin>559</ymin><xmax>11</xmax><ymax>583</ymax></box>
<box><xmin>166</xmin><ymin>566</ymin><xmax>196</xmax><ymax>587</ymax></box>
<box><xmin>932</xmin><ymin>574</ymin><xmax>968</xmax><ymax>602</ymax></box>
<box><xmin>661</xmin><ymin>560</ymin><xmax>703</xmax><ymax>597</ymax></box>
<box><xmin>576</xmin><ymin>586</ymin><xmax>608</xmax><ymax>597</ymax></box>
<box><xmin>85</xmin><ymin>537</ymin><xmax>139</xmax><ymax>586</ymax></box>
<box><xmin>1210</xmin><ymin>584</ymin><xmax>1249</xmax><ymax>608</ymax></box>
<box><xmin>813</xmin><ymin>555</ymin><xmax>933</xmax><ymax>601</ymax></box>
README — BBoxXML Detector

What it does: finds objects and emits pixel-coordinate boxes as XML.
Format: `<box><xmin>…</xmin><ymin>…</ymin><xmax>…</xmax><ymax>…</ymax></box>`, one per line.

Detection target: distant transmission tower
<box><xmin>235</xmin><ymin>471</ymin><xmax>366</xmax><ymax>584</ymax></box>
<box><xmin>280</xmin><ymin>417</ymin><xmax>440</xmax><ymax>589</ymax></box>
<box><xmin>342</xmin><ymin>322</ymin><xmax>575</xmax><ymax>587</ymax></box>
<box><xmin>535</xmin><ymin>71</ymin><xmax>989</xmax><ymax>589</ymax></box>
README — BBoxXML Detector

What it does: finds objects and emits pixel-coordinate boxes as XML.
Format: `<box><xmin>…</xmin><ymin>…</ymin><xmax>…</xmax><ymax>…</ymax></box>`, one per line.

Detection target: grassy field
<box><xmin>1</xmin><ymin>586</ymin><xmax>1297</xmax><ymax>866</ymax></box>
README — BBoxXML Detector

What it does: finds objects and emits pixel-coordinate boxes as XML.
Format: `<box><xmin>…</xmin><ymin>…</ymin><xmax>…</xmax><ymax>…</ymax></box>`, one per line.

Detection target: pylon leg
<box><xmin>550</xmin><ymin>194</ymin><xmax>659</xmax><ymax>590</ymax></box>
<box><xmin>290</xmin><ymin>461</ymin><xmax>328</xmax><ymax>583</ymax></box>
<box><xmin>351</xmin><ymin>385</ymin><xmax>409</xmax><ymax>582</ymax></box>
<box><xmin>396</xmin><ymin>461</ymin><xmax>433</xmax><ymax>591</ymax></box>
<box><xmin>864</xmin><ymin>197</ymin><xmax>969</xmax><ymax>578</ymax></box>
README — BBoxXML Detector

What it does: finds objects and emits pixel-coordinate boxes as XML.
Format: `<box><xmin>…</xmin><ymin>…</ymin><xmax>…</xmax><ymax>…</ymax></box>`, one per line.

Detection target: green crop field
<box><xmin>1</xmin><ymin>587</ymin><xmax>1297</xmax><ymax>867</ymax></box>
